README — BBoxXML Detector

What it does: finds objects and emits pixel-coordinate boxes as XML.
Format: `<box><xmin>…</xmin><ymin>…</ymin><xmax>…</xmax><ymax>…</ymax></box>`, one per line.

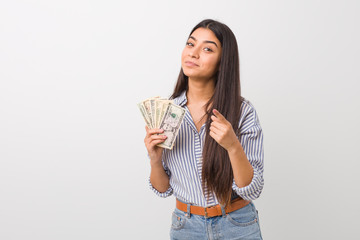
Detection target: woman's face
<box><xmin>181</xmin><ymin>27</ymin><xmax>222</xmax><ymax>81</ymax></box>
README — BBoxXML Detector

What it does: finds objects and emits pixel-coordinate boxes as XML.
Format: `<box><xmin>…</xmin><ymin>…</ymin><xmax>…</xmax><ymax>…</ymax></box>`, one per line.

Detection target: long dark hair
<box><xmin>171</xmin><ymin>19</ymin><xmax>243</xmax><ymax>206</ymax></box>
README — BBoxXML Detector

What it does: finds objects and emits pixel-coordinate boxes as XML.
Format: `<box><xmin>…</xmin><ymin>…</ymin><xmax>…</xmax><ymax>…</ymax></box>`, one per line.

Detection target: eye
<box><xmin>186</xmin><ymin>41</ymin><xmax>194</xmax><ymax>47</ymax></box>
<box><xmin>204</xmin><ymin>47</ymin><xmax>213</xmax><ymax>52</ymax></box>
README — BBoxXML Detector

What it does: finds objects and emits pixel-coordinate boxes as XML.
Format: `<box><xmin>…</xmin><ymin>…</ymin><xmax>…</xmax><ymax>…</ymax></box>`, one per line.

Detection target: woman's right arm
<box><xmin>144</xmin><ymin>126</ymin><xmax>170</xmax><ymax>193</ymax></box>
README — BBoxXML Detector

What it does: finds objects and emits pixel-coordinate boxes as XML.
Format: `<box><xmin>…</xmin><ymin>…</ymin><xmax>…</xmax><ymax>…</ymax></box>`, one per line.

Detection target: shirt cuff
<box><xmin>148</xmin><ymin>177</ymin><xmax>173</xmax><ymax>198</ymax></box>
<box><xmin>232</xmin><ymin>169</ymin><xmax>264</xmax><ymax>201</ymax></box>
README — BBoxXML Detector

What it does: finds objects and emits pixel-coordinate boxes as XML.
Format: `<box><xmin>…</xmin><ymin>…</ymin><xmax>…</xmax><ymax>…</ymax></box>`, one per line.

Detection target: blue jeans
<box><xmin>170</xmin><ymin>201</ymin><xmax>263</xmax><ymax>240</ymax></box>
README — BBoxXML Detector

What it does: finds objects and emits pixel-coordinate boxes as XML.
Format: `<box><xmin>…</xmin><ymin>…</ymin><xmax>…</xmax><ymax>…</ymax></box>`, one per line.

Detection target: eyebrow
<box><xmin>189</xmin><ymin>36</ymin><xmax>218</xmax><ymax>48</ymax></box>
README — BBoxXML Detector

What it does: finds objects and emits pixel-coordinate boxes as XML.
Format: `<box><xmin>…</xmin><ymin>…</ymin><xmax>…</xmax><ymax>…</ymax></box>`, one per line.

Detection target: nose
<box><xmin>188</xmin><ymin>47</ymin><xmax>199</xmax><ymax>58</ymax></box>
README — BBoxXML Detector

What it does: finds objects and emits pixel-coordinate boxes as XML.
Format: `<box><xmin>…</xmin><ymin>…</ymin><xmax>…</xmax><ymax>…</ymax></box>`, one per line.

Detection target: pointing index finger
<box><xmin>212</xmin><ymin>109</ymin><xmax>226</xmax><ymax>121</ymax></box>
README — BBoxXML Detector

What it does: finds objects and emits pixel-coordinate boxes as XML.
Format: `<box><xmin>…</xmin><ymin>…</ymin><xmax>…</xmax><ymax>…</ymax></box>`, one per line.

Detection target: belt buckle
<box><xmin>204</xmin><ymin>207</ymin><xmax>208</xmax><ymax>218</ymax></box>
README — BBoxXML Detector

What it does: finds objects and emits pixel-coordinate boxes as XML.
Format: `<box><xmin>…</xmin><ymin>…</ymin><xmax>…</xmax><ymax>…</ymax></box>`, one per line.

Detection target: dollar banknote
<box><xmin>142</xmin><ymin>99</ymin><xmax>153</xmax><ymax>129</ymax></box>
<box><xmin>150</xmin><ymin>99</ymin><xmax>156</xmax><ymax>128</ymax></box>
<box><xmin>137</xmin><ymin>97</ymin><xmax>184</xmax><ymax>150</ymax></box>
<box><xmin>156</xmin><ymin>100</ymin><xmax>172</xmax><ymax>128</ymax></box>
<box><xmin>137</xmin><ymin>102</ymin><xmax>151</xmax><ymax>129</ymax></box>
<box><xmin>157</xmin><ymin>103</ymin><xmax>185</xmax><ymax>150</ymax></box>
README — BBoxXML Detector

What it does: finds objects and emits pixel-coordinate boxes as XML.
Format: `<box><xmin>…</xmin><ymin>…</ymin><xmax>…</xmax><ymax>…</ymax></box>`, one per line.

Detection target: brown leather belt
<box><xmin>176</xmin><ymin>197</ymin><xmax>250</xmax><ymax>218</ymax></box>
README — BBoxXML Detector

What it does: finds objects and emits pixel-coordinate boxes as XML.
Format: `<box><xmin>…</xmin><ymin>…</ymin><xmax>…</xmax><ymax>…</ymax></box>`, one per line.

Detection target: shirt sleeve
<box><xmin>148</xmin><ymin>155</ymin><xmax>173</xmax><ymax>198</ymax></box>
<box><xmin>232</xmin><ymin>104</ymin><xmax>264</xmax><ymax>201</ymax></box>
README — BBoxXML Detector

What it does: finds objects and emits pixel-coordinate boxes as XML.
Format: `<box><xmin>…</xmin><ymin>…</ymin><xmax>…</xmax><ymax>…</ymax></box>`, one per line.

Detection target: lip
<box><xmin>184</xmin><ymin>61</ymin><xmax>199</xmax><ymax>67</ymax></box>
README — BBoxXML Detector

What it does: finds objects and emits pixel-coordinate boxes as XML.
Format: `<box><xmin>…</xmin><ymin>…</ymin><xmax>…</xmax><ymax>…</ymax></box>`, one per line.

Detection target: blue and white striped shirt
<box><xmin>149</xmin><ymin>91</ymin><xmax>264</xmax><ymax>207</ymax></box>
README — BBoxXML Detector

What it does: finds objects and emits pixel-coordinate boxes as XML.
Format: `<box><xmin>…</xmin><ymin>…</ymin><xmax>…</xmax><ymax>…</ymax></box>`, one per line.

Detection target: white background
<box><xmin>1</xmin><ymin>0</ymin><xmax>359</xmax><ymax>239</ymax></box>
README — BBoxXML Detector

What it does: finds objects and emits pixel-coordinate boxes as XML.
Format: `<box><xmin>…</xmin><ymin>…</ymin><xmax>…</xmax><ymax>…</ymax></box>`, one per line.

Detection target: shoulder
<box><xmin>171</xmin><ymin>91</ymin><xmax>187</xmax><ymax>106</ymax></box>
<box><xmin>238</xmin><ymin>97</ymin><xmax>262</xmax><ymax>132</ymax></box>
<box><xmin>240</xmin><ymin>97</ymin><xmax>257</xmax><ymax>115</ymax></box>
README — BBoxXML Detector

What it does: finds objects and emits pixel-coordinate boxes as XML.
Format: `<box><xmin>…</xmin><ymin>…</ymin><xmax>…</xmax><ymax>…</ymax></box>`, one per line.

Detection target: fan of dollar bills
<box><xmin>138</xmin><ymin>97</ymin><xmax>186</xmax><ymax>150</ymax></box>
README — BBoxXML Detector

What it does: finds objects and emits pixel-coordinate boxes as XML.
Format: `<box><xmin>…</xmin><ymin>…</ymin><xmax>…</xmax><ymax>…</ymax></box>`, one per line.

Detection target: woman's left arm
<box><xmin>210</xmin><ymin>109</ymin><xmax>264</xmax><ymax>200</ymax></box>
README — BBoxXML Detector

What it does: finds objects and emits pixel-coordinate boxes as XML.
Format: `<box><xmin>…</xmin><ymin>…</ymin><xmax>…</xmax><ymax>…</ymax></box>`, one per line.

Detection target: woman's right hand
<box><xmin>144</xmin><ymin>126</ymin><xmax>167</xmax><ymax>165</ymax></box>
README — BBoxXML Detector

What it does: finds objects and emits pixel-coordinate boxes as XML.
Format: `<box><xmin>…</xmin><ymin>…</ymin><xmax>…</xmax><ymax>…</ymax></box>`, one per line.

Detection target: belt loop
<box><xmin>220</xmin><ymin>204</ymin><xmax>226</xmax><ymax>218</ymax></box>
<box><xmin>186</xmin><ymin>203</ymin><xmax>191</xmax><ymax>218</ymax></box>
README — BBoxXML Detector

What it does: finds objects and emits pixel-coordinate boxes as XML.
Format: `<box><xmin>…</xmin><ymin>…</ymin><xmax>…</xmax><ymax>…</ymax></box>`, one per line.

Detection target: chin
<box><xmin>183</xmin><ymin>73</ymin><xmax>198</xmax><ymax>79</ymax></box>
<box><xmin>182</xmin><ymin>69</ymin><xmax>198</xmax><ymax>78</ymax></box>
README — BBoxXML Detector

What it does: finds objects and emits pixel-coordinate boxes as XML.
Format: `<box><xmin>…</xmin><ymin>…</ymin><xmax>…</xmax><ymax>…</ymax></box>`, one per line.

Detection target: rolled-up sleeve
<box><xmin>232</xmin><ymin>106</ymin><xmax>264</xmax><ymax>201</ymax></box>
<box><xmin>148</xmin><ymin>157</ymin><xmax>173</xmax><ymax>198</ymax></box>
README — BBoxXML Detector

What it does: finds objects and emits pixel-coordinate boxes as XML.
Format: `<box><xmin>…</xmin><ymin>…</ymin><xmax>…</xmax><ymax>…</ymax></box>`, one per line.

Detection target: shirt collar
<box><xmin>173</xmin><ymin>91</ymin><xmax>187</xmax><ymax>107</ymax></box>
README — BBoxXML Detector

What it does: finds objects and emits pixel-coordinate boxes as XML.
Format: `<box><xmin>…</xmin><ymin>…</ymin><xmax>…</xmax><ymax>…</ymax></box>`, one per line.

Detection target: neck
<box><xmin>187</xmin><ymin>77</ymin><xmax>215</xmax><ymax>104</ymax></box>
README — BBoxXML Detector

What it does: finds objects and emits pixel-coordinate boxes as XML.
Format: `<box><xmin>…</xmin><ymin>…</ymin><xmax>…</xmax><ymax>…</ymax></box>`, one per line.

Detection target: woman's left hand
<box><xmin>209</xmin><ymin>109</ymin><xmax>239</xmax><ymax>152</ymax></box>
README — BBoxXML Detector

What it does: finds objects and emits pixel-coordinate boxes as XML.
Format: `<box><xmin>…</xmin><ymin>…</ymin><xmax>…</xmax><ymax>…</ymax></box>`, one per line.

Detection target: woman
<box><xmin>144</xmin><ymin>19</ymin><xmax>264</xmax><ymax>239</ymax></box>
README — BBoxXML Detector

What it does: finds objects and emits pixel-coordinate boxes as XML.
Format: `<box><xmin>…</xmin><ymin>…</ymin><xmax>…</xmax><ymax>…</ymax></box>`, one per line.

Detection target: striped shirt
<box><xmin>149</xmin><ymin>91</ymin><xmax>264</xmax><ymax>207</ymax></box>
